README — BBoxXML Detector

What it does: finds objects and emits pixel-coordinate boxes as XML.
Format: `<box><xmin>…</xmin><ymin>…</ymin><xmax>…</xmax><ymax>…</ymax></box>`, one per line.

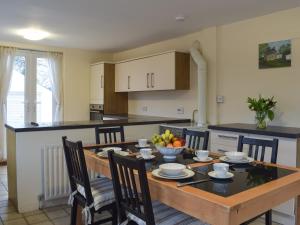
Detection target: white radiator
<box><xmin>42</xmin><ymin>145</ymin><xmax>98</xmax><ymax>201</ymax></box>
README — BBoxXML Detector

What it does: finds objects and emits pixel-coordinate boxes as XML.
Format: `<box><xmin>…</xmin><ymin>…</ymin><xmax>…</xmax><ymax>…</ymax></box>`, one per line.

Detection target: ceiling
<box><xmin>0</xmin><ymin>0</ymin><xmax>299</xmax><ymax>52</ymax></box>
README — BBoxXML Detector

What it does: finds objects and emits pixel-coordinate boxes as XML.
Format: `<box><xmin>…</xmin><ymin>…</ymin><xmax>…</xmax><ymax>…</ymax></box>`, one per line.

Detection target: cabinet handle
<box><xmin>151</xmin><ymin>73</ymin><xmax>154</xmax><ymax>88</ymax></box>
<box><xmin>128</xmin><ymin>76</ymin><xmax>130</xmax><ymax>89</ymax></box>
<box><xmin>101</xmin><ymin>75</ymin><xmax>104</xmax><ymax>88</ymax></box>
<box><xmin>147</xmin><ymin>73</ymin><xmax>150</xmax><ymax>88</ymax></box>
<box><xmin>217</xmin><ymin>135</ymin><xmax>238</xmax><ymax>140</ymax></box>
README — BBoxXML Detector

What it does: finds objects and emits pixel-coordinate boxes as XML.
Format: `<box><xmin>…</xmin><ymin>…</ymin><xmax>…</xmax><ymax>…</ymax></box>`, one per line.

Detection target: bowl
<box><xmin>159</xmin><ymin>163</ymin><xmax>186</xmax><ymax>176</ymax></box>
<box><xmin>156</xmin><ymin>145</ymin><xmax>184</xmax><ymax>160</ymax></box>
<box><xmin>225</xmin><ymin>151</ymin><xmax>246</xmax><ymax>161</ymax></box>
<box><xmin>102</xmin><ymin>147</ymin><xmax>122</xmax><ymax>156</ymax></box>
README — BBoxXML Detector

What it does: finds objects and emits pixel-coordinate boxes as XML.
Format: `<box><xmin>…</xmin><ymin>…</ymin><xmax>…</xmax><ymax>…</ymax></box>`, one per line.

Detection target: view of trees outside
<box><xmin>7</xmin><ymin>56</ymin><xmax>53</xmax><ymax>124</ymax></box>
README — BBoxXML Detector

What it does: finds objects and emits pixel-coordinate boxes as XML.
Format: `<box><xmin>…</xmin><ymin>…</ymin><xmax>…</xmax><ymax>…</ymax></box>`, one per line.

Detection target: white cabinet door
<box><xmin>90</xmin><ymin>64</ymin><xmax>104</xmax><ymax>104</ymax></box>
<box><xmin>147</xmin><ymin>52</ymin><xmax>175</xmax><ymax>91</ymax></box>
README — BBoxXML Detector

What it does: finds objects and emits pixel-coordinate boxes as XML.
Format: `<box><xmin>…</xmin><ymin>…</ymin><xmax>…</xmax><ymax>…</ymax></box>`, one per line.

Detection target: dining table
<box><xmin>77</xmin><ymin>141</ymin><xmax>300</xmax><ymax>225</ymax></box>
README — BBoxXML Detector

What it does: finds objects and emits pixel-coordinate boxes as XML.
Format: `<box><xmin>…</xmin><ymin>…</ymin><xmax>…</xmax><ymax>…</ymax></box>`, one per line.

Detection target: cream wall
<box><xmin>113</xmin><ymin>7</ymin><xmax>300</xmax><ymax>127</ymax></box>
<box><xmin>0</xmin><ymin>41</ymin><xmax>113</xmax><ymax>121</ymax></box>
<box><xmin>217</xmin><ymin>7</ymin><xmax>300</xmax><ymax>127</ymax></box>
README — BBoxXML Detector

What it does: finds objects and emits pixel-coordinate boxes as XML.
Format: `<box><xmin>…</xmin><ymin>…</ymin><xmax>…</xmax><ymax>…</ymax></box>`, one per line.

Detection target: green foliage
<box><xmin>247</xmin><ymin>95</ymin><xmax>277</xmax><ymax>121</ymax></box>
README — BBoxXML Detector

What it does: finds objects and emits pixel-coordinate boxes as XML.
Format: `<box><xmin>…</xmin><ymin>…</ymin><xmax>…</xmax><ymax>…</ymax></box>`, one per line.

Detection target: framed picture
<box><xmin>259</xmin><ymin>40</ymin><xmax>291</xmax><ymax>69</ymax></box>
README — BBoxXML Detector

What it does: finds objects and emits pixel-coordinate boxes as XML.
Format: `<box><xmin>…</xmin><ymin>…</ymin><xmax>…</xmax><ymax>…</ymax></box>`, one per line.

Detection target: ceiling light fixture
<box><xmin>18</xmin><ymin>28</ymin><xmax>49</xmax><ymax>41</ymax></box>
<box><xmin>175</xmin><ymin>15</ymin><xmax>185</xmax><ymax>22</ymax></box>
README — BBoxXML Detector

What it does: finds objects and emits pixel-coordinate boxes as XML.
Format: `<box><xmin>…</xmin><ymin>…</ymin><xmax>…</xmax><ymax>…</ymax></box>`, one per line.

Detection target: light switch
<box><xmin>216</xmin><ymin>95</ymin><xmax>224</xmax><ymax>103</ymax></box>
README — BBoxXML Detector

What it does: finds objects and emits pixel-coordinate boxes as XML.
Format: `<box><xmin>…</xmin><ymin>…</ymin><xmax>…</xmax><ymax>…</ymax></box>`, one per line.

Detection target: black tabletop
<box><xmin>91</xmin><ymin>144</ymin><xmax>296</xmax><ymax>197</ymax></box>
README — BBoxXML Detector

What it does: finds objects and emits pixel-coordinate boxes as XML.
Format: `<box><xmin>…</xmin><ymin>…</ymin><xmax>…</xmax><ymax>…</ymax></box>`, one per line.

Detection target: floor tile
<box><xmin>25</xmin><ymin>213</ymin><xmax>48</xmax><ymax>224</ymax></box>
<box><xmin>3</xmin><ymin>218</ymin><xmax>27</xmax><ymax>225</ymax></box>
<box><xmin>23</xmin><ymin>210</ymin><xmax>43</xmax><ymax>217</ymax></box>
<box><xmin>42</xmin><ymin>205</ymin><xmax>67</xmax><ymax>213</ymax></box>
<box><xmin>33</xmin><ymin>222</ymin><xmax>53</xmax><ymax>225</ymax></box>
<box><xmin>1</xmin><ymin>212</ymin><xmax>23</xmax><ymax>221</ymax></box>
<box><xmin>51</xmin><ymin>216</ymin><xmax>69</xmax><ymax>225</ymax></box>
<box><xmin>44</xmin><ymin>209</ymin><xmax>67</xmax><ymax>220</ymax></box>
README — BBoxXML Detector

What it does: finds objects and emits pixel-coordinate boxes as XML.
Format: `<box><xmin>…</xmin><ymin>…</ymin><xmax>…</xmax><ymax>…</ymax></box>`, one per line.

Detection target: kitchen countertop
<box><xmin>208</xmin><ymin>123</ymin><xmax>300</xmax><ymax>138</ymax></box>
<box><xmin>5</xmin><ymin>115</ymin><xmax>190</xmax><ymax>132</ymax></box>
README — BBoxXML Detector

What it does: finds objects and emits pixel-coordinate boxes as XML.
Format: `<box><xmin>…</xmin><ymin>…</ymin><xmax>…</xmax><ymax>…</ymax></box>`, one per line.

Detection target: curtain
<box><xmin>0</xmin><ymin>47</ymin><xmax>16</xmax><ymax>160</ymax></box>
<box><xmin>47</xmin><ymin>52</ymin><xmax>63</xmax><ymax>122</ymax></box>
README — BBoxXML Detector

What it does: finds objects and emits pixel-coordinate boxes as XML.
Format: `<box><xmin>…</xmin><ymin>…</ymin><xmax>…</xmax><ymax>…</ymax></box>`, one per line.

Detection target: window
<box><xmin>7</xmin><ymin>51</ymin><xmax>54</xmax><ymax>124</ymax></box>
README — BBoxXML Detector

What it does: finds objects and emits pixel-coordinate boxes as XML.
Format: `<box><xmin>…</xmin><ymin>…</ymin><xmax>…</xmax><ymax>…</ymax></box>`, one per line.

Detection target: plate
<box><xmin>193</xmin><ymin>157</ymin><xmax>213</xmax><ymax>162</ymax></box>
<box><xmin>97</xmin><ymin>151</ymin><xmax>129</xmax><ymax>158</ymax></box>
<box><xmin>135</xmin><ymin>144</ymin><xmax>151</xmax><ymax>148</ymax></box>
<box><xmin>136</xmin><ymin>155</ymin><xmax>155</xmax><ymax>160</ymax></box>
<box><xmin>219</xmin><ymin>156</ymin><xmax>254</xmax><ymax>164</ymax></box>
<box><xmin>158</xmin><ymin>170</ymin><xmax>187</xmax><ymax>178</ymax></box>
<box><xmin>102</xmin><ymin>147</ymin><xmax>122</xmax><ymax>152</ymax></box>
<box><xmin>152</xmin><ymin>169</ymin><xmax>195</xmax><ymax>180</ymax></box>
<box><xmin>208</xmin><ymin>171</ymin><xmax>234</xmax><ymax>179</ymax></box>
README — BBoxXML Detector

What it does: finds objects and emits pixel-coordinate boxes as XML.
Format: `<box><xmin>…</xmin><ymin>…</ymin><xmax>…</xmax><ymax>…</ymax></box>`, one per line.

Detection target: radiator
<box><xmin>42</xmin><ymin>145</ymin><xmax>98</xmax><ymax>200</ymax></box>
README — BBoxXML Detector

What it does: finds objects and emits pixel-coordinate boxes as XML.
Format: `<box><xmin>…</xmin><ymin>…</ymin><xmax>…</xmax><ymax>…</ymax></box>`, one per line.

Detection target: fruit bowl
<box><xmin>156</xmin><ymin>145</ymin><xmax>184</xmax><ymax>161</ymax></box>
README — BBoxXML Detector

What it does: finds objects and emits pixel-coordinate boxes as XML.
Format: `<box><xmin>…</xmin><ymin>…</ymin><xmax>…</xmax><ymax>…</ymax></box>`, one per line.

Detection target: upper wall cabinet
<box><xmin>115</xmin><ymin>51</ymin><xmax>190</xmax><ymax>92</ymax></box>
<box><xmin>90</xmin><ymin>63</ymin><xmax>104</xmax><ymax>104</ymax></box>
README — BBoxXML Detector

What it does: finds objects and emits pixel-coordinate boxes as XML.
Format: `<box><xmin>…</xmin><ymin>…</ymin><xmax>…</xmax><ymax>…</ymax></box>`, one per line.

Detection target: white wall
<box><xmin>0</xmin><ymin>41</ymin><xmax>113</xmax><ymax>121</ymax></box>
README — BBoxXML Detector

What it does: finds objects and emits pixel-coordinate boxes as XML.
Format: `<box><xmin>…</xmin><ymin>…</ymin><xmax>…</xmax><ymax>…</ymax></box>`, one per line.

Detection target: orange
<box><xmin>173</xmin><ymin>140</ymin><xmax>182</xmax><ymax>147</ymax></box>
<box><xmin>167</xmin><ymin>143</ymin><xmax>173</xmax><ymax>148</ymax></box>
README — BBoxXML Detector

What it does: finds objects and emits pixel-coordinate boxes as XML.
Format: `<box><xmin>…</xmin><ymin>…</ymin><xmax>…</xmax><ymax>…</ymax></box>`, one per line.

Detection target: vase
<box><xmin>255</xmin><ymin>111</ymin><xmax>267</xmax><ymax>129</ymax></box>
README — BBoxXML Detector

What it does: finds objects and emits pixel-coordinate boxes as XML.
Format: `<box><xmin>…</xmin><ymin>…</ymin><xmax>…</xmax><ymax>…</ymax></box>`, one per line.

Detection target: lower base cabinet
<box><xmin>210</xmin><ymin>129</ymin><xmax>298</xmax><ymax>225</ymax></box>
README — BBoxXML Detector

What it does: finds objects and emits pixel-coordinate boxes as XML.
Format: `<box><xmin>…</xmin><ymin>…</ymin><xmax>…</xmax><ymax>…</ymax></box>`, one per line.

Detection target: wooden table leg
<box><xmin>76</xmin><ymin>205</ymin><xmax>83</xmax><ymax>225</ymax></box>
<box><xmin>296</xmin><ymin>195</ymin><xmax>300</xmax><ymax>225</ymax></box>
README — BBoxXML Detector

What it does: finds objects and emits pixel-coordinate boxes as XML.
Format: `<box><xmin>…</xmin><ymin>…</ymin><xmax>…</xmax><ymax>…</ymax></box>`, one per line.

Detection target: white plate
<box><xmin>97</xmin><ymin>151</ymin><xmax>129</xmax><ymax>158</ymax></box>
<box><xmin>135</xmin><ymin>144</ymin><xmax>151</xmax><ymax>148</ymax></box>
<box><xmin>158</xmin><ymin>170</ymin><xmax>187</xmax><ymax>178</ymax></box>
<box><xmin>219</xmin><ymin>156</ymin><xmax>254</xmax><ymax>164</ymax></box>
<box><xmin>152</xmin><ymin>168</ymin><xmax>195</xmax><ymax>180</ymax></box>
<box><xmin>136</xmin><ymin>155</ymin><xmax>155</xmax><ymax>160</ymax></box>
<box><xmin>193</xmin><ymin>157</ymin><xmax>213</xmax><ymax>162</ymax></box>
<box><xmin>208</xmin><ymin>171</ymin><xmax>234</xmax><ymax>179</ymax></box>
<box><xmin>102</xmin><ymin>147</ymin><xmax>122</xmax><ymax>152</ymax></box>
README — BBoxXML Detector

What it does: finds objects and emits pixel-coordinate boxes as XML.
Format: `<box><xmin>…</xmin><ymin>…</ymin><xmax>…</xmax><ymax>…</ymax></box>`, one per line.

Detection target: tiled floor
<box><xmin>0</xmin><ymin>166</ymin><xmax>281</xmax><ymax>225</ymax></box>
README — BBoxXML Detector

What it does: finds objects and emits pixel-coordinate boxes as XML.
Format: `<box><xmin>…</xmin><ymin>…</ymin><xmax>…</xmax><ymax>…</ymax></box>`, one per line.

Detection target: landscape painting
<box><xmin>259</xmin><ymin>40</ymin><xmax>291</xmax><ymax>69</ymax></box>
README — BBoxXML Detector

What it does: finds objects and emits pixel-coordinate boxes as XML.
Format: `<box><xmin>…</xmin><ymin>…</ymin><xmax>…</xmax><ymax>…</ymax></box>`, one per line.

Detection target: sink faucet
<box><xmin>192</xmin><ymin>109</ymin><xmax>198</xmax><ymax>123</ymax></box>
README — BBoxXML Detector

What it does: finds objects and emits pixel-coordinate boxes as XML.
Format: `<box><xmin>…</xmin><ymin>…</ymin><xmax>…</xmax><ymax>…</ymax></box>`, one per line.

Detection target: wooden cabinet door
<box><xmin>147</xmin><ymin>52</ymin><xmax>175</xmax><ymax>91</ymax></box>
<box><xmin>90</xmin><ymin>64</ymin><xmax>104</xmax><ymax>104</ymax></box>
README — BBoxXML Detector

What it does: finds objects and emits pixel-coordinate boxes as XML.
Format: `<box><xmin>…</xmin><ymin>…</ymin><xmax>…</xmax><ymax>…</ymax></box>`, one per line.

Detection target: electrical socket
<box><xmin>216</xmin><ymin>95</ymin><xmax>225</xmax><ymax>103</ymax></box>
<box><xmin>177</xmin><ymin>107</ymin><xmax>184</xmax><ymax>114</ymax></box>
<box><xmin>142</xmin><ymin>106</ymin><xmax>148</xmax><ymax>112</ymax></box>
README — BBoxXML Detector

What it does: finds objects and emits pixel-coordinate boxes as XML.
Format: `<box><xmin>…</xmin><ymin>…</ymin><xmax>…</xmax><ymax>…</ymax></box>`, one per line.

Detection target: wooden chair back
<box><xmin>182</xmin><ymin>128</ymin><xmax>209</xmax><ymax>150</ymax></box>
<box><xmin>95</xmin><ymin>126</ymin><xmax>125</xmax><ymax>144</ymax></box>
<box><xmin>108</xmin><ymin>151</ymin><xmax>155</xmax><ymax>225</ymax></box>
<box><xmin>237</xmin><ymin>135</ymin><xmax>279</xmax><ymax>163</ymax></box>
<box><xmin>62</xmin><ymin>136</ymin><xmax>94</xmax><ymax>206</ymax></box>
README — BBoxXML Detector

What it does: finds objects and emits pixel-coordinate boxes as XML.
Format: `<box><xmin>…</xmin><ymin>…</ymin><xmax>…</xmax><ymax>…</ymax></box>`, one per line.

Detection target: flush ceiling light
<box><xmin>18</xmin><ymin>28</ymin><xmax>49</xmax><ymax>41</ymax></box>
<box><xmin>175</xmin><ymin>15</ymin><xmax>185</xmax><ymax>22</ymax></box>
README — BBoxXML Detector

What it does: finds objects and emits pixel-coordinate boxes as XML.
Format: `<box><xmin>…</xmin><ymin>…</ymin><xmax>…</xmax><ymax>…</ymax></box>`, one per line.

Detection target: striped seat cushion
<box><xmin>126</xmin><ymin>201</ymin><xmax>209</xmax><ymax>225</ymax></box>
<box><xmin>77</xmin><ymin>177</ymin><xmax>115</xmax><ymax>210</ymax></box>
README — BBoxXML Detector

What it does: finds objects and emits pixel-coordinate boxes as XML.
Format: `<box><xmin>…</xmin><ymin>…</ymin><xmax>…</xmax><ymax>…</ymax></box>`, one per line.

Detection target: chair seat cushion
<box><xmin>127</xmin><ymin>201</ymin><xmax>209</xmax><ymax>225</ymax></box>
<box><xmin>78</xmin><ymin>177</ymin><xmax>115</xmax><ymax>210</ymax></box>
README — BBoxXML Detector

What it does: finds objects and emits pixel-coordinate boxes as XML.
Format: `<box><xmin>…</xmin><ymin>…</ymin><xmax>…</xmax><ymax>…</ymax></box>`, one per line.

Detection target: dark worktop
<box><xmin>5</xmin><ymin>115</ymin><xmax>190</xmax><ymax>132</ymax></box>
<box><xmin>208</xmin><ymin>123</ymin><xmax>300</xmax><ymax>138</ymax></box>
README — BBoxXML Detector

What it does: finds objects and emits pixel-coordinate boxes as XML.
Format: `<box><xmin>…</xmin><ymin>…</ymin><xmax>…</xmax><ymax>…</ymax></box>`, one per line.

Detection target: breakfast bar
<box><xmin>5</xmin><ymin>115</ymin><xmax>189</xmax><ymax>213</ymax></box>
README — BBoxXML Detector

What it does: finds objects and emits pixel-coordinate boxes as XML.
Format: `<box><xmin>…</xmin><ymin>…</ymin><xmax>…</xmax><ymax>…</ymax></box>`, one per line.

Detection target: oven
<box><xmin>90</xmin><ymin>104</ymin><xmax>104</xmax><ymax>120</ymax></box>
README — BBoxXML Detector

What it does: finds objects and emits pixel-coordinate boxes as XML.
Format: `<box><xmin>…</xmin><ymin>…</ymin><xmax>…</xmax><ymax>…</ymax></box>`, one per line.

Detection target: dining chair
<box><xmin>95</xmin><ymin>126</ymin><xmax>125</xmax><ymax>144</ymax></box>
<box><xmin>182</xmin><ymin>128</ymin><xmax>209</xmax><ymax>150</ymax></box>
<box><xmin>62</xmin><ymin>136</ymin><xmax>117</xmax><ymax>225</ymax></box>
<box><xmin>237</xmin><ymin>135</ymin><xmax>279</xmax><ymax>225</ymax></box>
<box><xmin>107</xmin><ymin>150</ymin><xmax>208</xmax><ymax>225</ymax></box>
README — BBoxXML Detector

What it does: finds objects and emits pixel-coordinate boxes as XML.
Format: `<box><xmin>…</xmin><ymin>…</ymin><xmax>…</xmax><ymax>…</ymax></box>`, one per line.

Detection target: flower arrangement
<box><xmin>247</xmin><ymin>95</ymin><xmax>277</xmax><ymax>129</ymax></box>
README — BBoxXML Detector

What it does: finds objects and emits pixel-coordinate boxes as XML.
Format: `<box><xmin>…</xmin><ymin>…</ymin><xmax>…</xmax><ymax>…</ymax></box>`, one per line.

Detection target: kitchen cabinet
<box><xmin>209</xmin><ymin>127</ymin><xmax>299</xmax><ymax>225</ymax></box>
<box><xmin>90</xmin><ymin>63</ymin><xmax>128</xmax><ymax>114</ymax></box>
<box><xmin>115</xmin><ymin>51</ymin><xmax>190</xmax><ymax>92</ymax></box>
<box><xmin>90</xmin><ymin>63</ymin><xmax>104</xmax><ymax>104</ymax></box>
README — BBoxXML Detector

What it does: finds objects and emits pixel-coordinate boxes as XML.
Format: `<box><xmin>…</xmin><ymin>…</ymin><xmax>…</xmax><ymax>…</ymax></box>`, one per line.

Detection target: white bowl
<box><xmin>225</xmin><ymin>151</ymin><xmax>245</xmax><ymax>161</ymax></box>
<box><xmin>102</xmin><ymin>147</ymin><xmax>122</xmax><ymax>156</ymax></box>
<box><xmin>159</xmin><ymin>163</ymin><xmax>186</xmax><ymax>176</ymax></box>
<box><xmin>156</xmin><ymin>145</ymin><xmax>184</xmax><ymax>160</ymax></box>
